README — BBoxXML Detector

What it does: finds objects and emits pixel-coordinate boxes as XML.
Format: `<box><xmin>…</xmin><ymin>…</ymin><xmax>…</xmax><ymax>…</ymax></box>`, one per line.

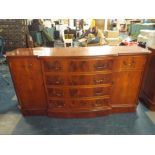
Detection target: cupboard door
<box><xmin>9</xmin><ymin>57</ymin><xmax>47</xmax><ymax>110</ymax></box>
<box><xmin>112</xmin><ymin>71</ymin><xmax>143</xmax><ymax>106</ymax></box>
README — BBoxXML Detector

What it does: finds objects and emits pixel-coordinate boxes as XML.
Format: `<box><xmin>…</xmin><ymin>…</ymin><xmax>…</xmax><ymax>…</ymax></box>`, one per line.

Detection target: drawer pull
<box><xmin>95</xmin><ymin>92</ymin><xmax>104</xmax><ymax>96</ymax></box>
<box><xmin>54</xmin><ymin>67</ymin><xmax>61</xmax><ymax>70</ymax></box>
<box><xmin>55</xmin><ymin>93</ymin><xmax>63</xmax><ymax>97</ymax></box>
<box><xmin>93</xmin><ymin>99</ymin><xmax>109</xmax><ymax>107</ymax></box>
<box><xmin>94</xmin><ymin>79</ymin><xmax>104</xmax><ymax>84</ymax></box>
<box><xmin>55</xmin><ymin>81</ymin><xmax>62</xmax><ymax>84</ymax></box>
<box><xmin>123</xmin><ymin>59</ymin><xmax>136</xmax><ymax>68</ymax></box>
<box><xmin>28</xmin><ymin>64</ymin><xmax>33</xmax><ymax>68</ymax></box>
<box><xmin>52</xmin><ymin>101</ymin><xmax>65</xmax><ymax>108</ymax></box>
<box><xmin>93</xmin><ymin>100</ymin><xmax>103</xmax><ymax>107</ymax></box>
<box><xmin>55</xmin><ymin>103</ymin><xmax>64</xmax><ymax>108</ymax></box>
<box><xmin>95</xmin><ymin>65</ymin><xmax>107</xmax><ymax>69</ymax></box>
<box><xmin>56</xmin><ymin>105</ymin><xmax>64</xmax><ymax>108</ymax></box>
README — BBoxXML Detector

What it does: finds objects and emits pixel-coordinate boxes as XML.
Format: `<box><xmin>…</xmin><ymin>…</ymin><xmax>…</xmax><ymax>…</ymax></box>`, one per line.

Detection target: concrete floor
<box><xmin>0</xmin><ymin>64</ymin><xmax>155</xmax><ymax>135</ymax></box>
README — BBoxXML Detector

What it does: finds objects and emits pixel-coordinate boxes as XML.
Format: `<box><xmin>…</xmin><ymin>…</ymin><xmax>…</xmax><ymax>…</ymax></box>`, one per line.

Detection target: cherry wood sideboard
<box><xmin>6</xmin><ymin>46</ymin><xmax>150</xmax><ymax>118</ymax></box>
<box><xmin>139</xmin><ymin>47</ymin><xmax>155</xmax><ymax>111</ymax></box>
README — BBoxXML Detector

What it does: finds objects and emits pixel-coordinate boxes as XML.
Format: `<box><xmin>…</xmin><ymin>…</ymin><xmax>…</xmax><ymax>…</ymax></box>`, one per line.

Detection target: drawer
<box><xmin>42</xmin><ymin>59</ymin><xmax>64</xmax><ymax>72</ymax></box>
<box><xmin>117</xmin><ymin>56</ymin><xmax>146</xmax><ymax>70</ymax></box>
<box><xmin>47</xmin><ymin>88</ymin><xmax>66</xmax><ymax>97</ymax></box>
<box><xmin>67</xmin><ymin>73</ymin><xmax>112</xmax><ymax>85</ymax></box>
<box><xmin>93</xmin><ymin>59</ymin><xmax>113</xmax><ymax>71</ymax></box>
<box><xmin>67</xmin><ymin>58</ymin><xmax>113</xmax><ymax>72</ymax></box>
<box><xmin>45</xmin><ymin>75</ymin><xmax>65</xmax><ymax>85</ymax></box>
<box><xmin>68</xmin><ymin>60</ymin><xmax>92</xmax><ymax>72</ymax></box>
<box><xmin>69</xmin><ymin>86</ymin><xmax>111</xmax><ymax>98</ymax></box>
<box><xmin>48</xmin><ymin>100</ymin><xmax>66</xmax><ymax>110</ymax></box>
<box><xmin>69</xmin><ymin>98</ymin><xmax>110</xmax><ymax>109</ymax></box>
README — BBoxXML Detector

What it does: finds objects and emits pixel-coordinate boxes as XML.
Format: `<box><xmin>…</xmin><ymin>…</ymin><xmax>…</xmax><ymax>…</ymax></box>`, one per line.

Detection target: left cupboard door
<box><xmin>8</xmin><ymin>57</ymin><xmax>47</xmax><ymax>115</ymax></box>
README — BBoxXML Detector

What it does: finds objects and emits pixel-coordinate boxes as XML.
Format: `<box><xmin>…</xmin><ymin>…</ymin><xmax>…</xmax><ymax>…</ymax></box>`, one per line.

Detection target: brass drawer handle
<box><xmin>55</xmin><ymin>81</ymin><xmax>63</xmax><ymax>84</ymax></box>
<box><xmin>123</xmin><ymin>59</ymin><xmax>136</xmax><ymax>68</ymax></box>
<box><xmin>123</xmin><ymin>61</ymin><xmax>132</xmax><ymax>66</ymax></box>
<box><xmin>93</xmin><ymin>100</ymin><xmax>103</xmax><ymax>107</ymax></box>
<box><xmin>47</xmin><ymin>80</ymin><xmax>63</xmax><ymax>85</ymax></box>
<box><xmin>55</xmin><ymin>103</ymin><xmax>64</xmax><ymax>108</ymax></box>
<box><xmin>54</xmin><ymin>67</ymin><xmax>61</xmax><ymax>70</ymax></box>
<box><xmin>28</xmin><ymin>64</ymin><xmax>33</xmax><ymax>67</ymax></box>
<box><xmin>27</xmin><ymin>64</ymin><xmax>33</xmax><ymax>69</ymax></box>
<box><xmin>53</xmin><ymin>101</ymin><xmax>64</xmax><ymax>108</ymax></box>
<box><xmin>55</xmin><ymin>93</ymin><xmax>63</xmax><ymax>97</ymax></box>
<box><xmin>95</xmin><ymin>92</ymin><xmax>103</xmax><ymax>96</ymax></box>
<box><xmin>94</xmin><ymin>79</ymin><xmax>104</xmax><ymax>84</ymax></box>
<box><xmin>95</xmin><ymin>65</ymin><xmax>107</xmax><ymax>69</ymax></box>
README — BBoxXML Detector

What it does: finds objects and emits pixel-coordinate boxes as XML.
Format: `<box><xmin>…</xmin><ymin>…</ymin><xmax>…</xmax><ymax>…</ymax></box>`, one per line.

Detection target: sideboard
<box><xmin>6</xmin><ymin>46</ymin><xmax>150</xmax><ymax>118</ymax></box>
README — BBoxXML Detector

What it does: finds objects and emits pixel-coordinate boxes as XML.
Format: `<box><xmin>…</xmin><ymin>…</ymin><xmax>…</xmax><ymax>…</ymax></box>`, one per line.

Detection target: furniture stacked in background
<box><xmin>0</xmin><ymin>19</ymin><xmax>28</xmax><ymax>52</ymax></box>
<box><xmin>105</xmin><ymin>30</ymin><xmax>122</xmax><ymax>46</ymax></box>
<box><xmin>139</xmin><ymin>46</ymin><xmax>155</xmax><ymax>111</ymax></box>
<box><xmin>63</xmin><ymin>33</ymin><xmax>74</xmax><ymax>47</ymax></box>
<box><xmin>94</xmin><ymin>19</ymin><xmax>105</xmax><ymax>32</ymax></box>
<box><xmin>0</xmin><ymin>36</ymin><xmax>9</xmax><ymax>85</ymax></box>
<box><xmin>128</xmin><ymin>23</ymin><xmax>155</xmax><ymax>40</ymax></box>
<box><xmin>6</xmin><ymin>46</ymin><xmax>150</xmax><ymax>118</ymax></box>
<box><xmin>137</xmin><ymin>30</ymin><xmax>155</xmax><ymax>48</ymax></box>
<box><xmin>63</xmin><ymin>29</ymin><xmax>76</xmax><ymax>47</ymax></box>
<box><xmin>28</xmin><ymin>20</ymin><xmax>55</xmax><ymax>47</ymax></box>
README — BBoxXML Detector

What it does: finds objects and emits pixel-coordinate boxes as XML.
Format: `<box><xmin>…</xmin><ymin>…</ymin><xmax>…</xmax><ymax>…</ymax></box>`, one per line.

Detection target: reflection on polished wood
<box><xmin>7</xmin><ymin>46</ymin><xmax>150</xmax><ymax>57</ymax></box>
<box><xmin>6</xmin><ymin>46</ymin><xmax>150</xmax><ymax>118</ymax></box>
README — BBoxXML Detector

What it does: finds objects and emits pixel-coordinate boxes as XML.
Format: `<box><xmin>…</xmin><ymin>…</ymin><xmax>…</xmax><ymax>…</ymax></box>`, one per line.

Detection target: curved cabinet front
<box><xmin>41</xmin><ymin>57</ymin><xmax>114</xmax><ymax>117</ymax></box>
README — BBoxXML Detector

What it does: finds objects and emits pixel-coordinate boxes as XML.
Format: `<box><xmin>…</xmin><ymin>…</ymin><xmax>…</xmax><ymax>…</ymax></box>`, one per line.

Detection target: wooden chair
<box><xmin>63</xmin><ymin>34</ymin><xmax>74</xmax><ymax>47</ymax></box>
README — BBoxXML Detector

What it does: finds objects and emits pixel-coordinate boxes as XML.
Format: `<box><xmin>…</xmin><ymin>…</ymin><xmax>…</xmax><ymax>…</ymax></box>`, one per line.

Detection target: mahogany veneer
<box><xmin>6</xmin><ymin>46</ymin><xmax>150</xmax><ymax>118</ymax></box>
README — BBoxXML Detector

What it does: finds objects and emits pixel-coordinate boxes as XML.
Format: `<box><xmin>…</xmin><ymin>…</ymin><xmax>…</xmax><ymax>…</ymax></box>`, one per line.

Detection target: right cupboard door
<box><xmin>111</xmin><ymin>55</ymin><xmax>146</xmax><ymax>112</ymax></box>
<box><xmin>112</xmin><ymin>71</ymin><xmax>143</xmax><ymax>105</ymax></box>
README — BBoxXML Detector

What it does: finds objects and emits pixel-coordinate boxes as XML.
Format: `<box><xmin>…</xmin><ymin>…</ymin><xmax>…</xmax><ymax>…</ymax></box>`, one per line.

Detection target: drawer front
<box><xmin>45</xmin><ymin>75</ymin><xmax>65</xmax><ymax>85</ymax></box>
<box><xmin>93</xmin><ymin>74</ymin><xmax>112</xmax><ymax>85</ymax></box>
<box><xmin>68</xmin><ymin>60</ymin><xmax>91</xmax><ymax>72</ymax></box>
<box><xmin>47</xmin><ymin>88</ymin><xmax>66</xmax><ymax>97</ymax></box>
<box><xmin>69</xmin><ymin>86</ymin><xmax>111</xmax><ymax>98</ymax></box>
<box><xmin>69</xmin><ymin>98</ymin><xmax>110</xmax><ymax>109</ymax></box>
<box><xmin>48</xmin><ymin>100</ymin><xmax>66</xmax><ymax>110</ymax></box>
<box><xmin>67</xmin><ymin>73</ymin><xmax>112</xmax><ymax>85</ymax></box>
<box><xmin>117</xmin><ymin>56</ymin><xmax>146</xmax><ymax>70</ymax></box>
<box><xmin>43</xmin><ymin>59</ymin><xmax>64</xmax><ymax>72</ymax></box>
<box><xmin>67</xmin><ymin>58</ymin><xmax>114</xmax><ymax>72</ymax></box>
<box><xmin>93</xmin><ymin>59</ymin><xmax>113</xmax><ymax>71</ymax></box>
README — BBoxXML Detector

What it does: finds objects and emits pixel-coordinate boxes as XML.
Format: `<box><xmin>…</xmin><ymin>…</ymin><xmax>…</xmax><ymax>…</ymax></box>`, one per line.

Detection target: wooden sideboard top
<box><xmin>6</xmin><ymin>46</ymin><xmax>150</xmax><ymax>57</ymax></box>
